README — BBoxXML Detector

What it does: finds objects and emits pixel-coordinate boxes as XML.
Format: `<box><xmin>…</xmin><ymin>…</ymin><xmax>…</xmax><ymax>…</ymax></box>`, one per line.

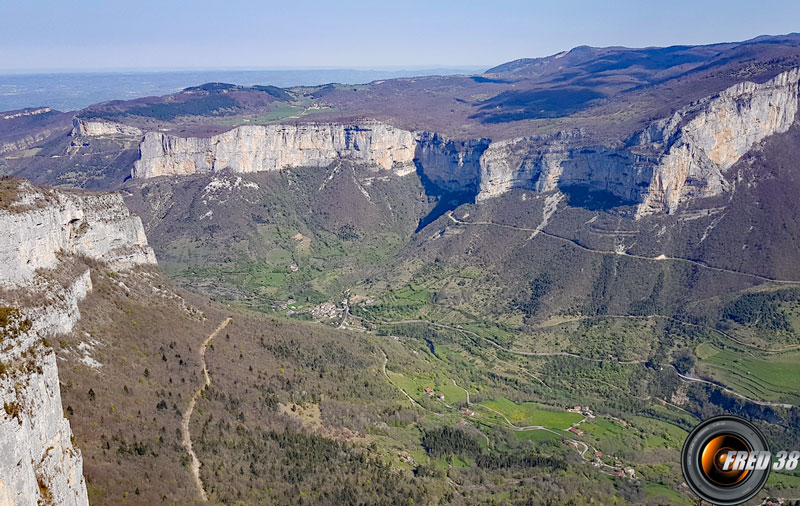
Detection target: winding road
<box><xmin>181</xmin><ymin>317</ymin><xmax>232</xmax><ymax>503</ymax></box>
<box><xmin>446</xmin><ymin>212</ymin><xmax>800</xmax><ymax>285</ymax></box>
<box><xmin>478</xmin><ymin>404</ymin><xmax>624</xmax><ymax>474</ymax></box>
<box><xmin>381</xmin><ymin>316</ymin><xmax>795</xmax><ymax>408</ymax></box>
<box><xmin>380</xmin><ymin>350</ymin><xmax>425</xmax><ymax>409</ymax></box>
<box><xmin>379</xmin><ymin>319</ymin><xmax>646</xmax><ymax>365</ymax></box>
<box><xmin>670</xmin><ymin>365</ymin><xmax>794</xmax><ymax>409</ymax></box>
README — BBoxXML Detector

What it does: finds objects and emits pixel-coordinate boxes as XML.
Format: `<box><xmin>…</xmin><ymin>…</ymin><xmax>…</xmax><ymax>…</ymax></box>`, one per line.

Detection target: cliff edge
<box><xmin>0</xmin><ymin>179</ymin><xmax>156</xmax><ymax>506</ymax></box>
<box><xmin>121</xmin><ymin>68</ymin><xmax>800</xmax><ymax>219</ymax></box>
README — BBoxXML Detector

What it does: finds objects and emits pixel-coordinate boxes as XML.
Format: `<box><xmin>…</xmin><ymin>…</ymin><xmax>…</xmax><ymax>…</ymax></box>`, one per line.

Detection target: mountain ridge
<box><xmin>5</xmin><ymin>33</ymin><xmax>800</xmax><ymax>505</ymax></box>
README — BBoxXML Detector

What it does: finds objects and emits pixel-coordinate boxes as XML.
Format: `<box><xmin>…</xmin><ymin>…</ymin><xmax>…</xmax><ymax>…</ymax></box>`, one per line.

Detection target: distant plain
<box><xmin>0</xmin><ymin>67</ymin><xmax>484</xmax><ymax>111</ymax></box>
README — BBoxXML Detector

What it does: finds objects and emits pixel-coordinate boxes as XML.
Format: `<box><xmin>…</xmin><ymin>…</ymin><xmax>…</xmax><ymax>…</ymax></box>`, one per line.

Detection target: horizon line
<box><xmin>0</xmin><ymin>64</ymin><xmax>492</xmax><ymax>76</ymax></box>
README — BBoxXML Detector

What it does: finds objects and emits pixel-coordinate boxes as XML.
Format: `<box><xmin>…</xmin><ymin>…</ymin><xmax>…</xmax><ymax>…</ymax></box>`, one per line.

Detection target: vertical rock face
<box><xmin>634</xmin><ymin>67</ymin><xmax>800</xmax><ymax>216</ymax></box>
<box><xmin>477</xmin><ymin>136</ymin><xmax>567</xmax><ymax>197</ymax></box>
<box><xmin>71</xmin><ymin>118</ymin><xmax>143</xmax><ymax>138</ymax></box>
<box><xmin>0</xmin><ymin>181</ymin><xmax>157</xmax><ymax>506</ymax></box>
<box><xmin>0</xmin><ymin>183</ymin><xmax>156</xmax><ymax>288</ymax></box>
<box><xmin>474</xmin><ymin>67</ymin><xmax>800</xmax><ymax>214</ymax></box>
<box><xmin>477</xmin><ymin>134</ymin><xmax>652</xmax><ymax>203</ymax></box>
<box><xmin>0</xmin><ymin>307</ymin><xmax>90</xmax><ymax>506</ymax></box>
<box><xmin>413</xmin><ymin>132</ymin><xmax>490</xmax><ymax>193</ymax></box>
<box><xmin>132</xmin><ymin>122</ymin><xmax>417</xmax><ymax>178</ymax></box>
<box><xmin>125</xmin><ymin>68</ymin><xmax>799</xmax><ymax>217</ymax></box>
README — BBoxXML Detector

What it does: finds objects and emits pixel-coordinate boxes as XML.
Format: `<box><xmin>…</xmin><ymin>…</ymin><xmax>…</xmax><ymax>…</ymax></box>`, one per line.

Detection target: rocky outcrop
<box><xmin>0</xmin><ymin>182</ymin><xmax>156</xmax><ymax>288</ymax></box>
<box><xmin>125</xmin><ymin>69</ymin><xmax>799</xmax><ymax>217</ymax></box>
<box><xmin>475</xmin><ymin>67</ymin><xmax>800</xmax><ymax>215</ymax></box>
<box><xmin>133</xmin><ymin>122</ymin><xmax>417</xmax><ymax>178</ymax></box>
<box><xmin>0</xmin><ymin>303</ymin><xmax>90</xmax><ymax>506</ymax></box>
<box><xmin>1</xmin><ymin>109</ymin><xmax>54</xmax><ymax>121</ymax></box>
<box><xmin>0</xmin><ymin>109</ymin><xmax>71</xmax><ymax>156</ymax></box>
<box><xmin>71</xmin><ymin>118</ymin><xmax>143</xmax><ymax>138</ymax></box>
<box><xmin>633</xmin><ymin>67</ymin><xmax>800</xmax><ymax>216</ymax></box>
<box><xmin>475</xmin><ymin>131</ymin><xmax>652</xmax><ymax>204</ymax></box>
<box><xmin>0</xmin><ymin>181</ymin><xmax>157</xmax><ymax>506</ymax></box>
<box><xmin>0</xmin><ymin>130</ymin><xmax>59</xmax><ymax>156</ymax></box>
<box><xmin>413</xmin><ymin>132</ymin><xmax>490</xmax><ymax>193</ymax></box>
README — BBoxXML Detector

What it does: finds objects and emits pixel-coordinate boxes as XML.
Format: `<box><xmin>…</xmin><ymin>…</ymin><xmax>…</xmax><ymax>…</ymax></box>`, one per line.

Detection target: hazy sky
<box><xmin>1</xmin><ymin>0</ymin><xmax>799</xmax><ymax>72</ymax></box>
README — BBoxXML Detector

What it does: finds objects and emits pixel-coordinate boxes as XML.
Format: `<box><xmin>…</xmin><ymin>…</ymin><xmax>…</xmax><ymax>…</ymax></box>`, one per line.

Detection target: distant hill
<box><xmin>6</xmin><ymin>34</ymin><xmax>800</xmax><ymax>505</ymax></box>
<box><xmin>0</xmin><ymin>67</ymin><xmax>486</xmax><ymax>112</ymax></box>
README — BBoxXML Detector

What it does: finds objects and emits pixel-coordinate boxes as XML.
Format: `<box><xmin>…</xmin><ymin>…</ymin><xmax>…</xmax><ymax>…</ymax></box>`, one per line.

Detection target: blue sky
<box><xmin>1</xmin><ymin>0</ymin><xmax>798</xmax><ymax>71</ymax></box>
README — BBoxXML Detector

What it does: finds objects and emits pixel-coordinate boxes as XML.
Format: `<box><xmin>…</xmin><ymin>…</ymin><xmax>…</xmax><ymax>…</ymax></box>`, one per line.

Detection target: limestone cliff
<box><xmin>0</xmin><ymin>134</ymin><xmax>52</xmax><ymax>156</ymax></box>
<box><xmin>0</xmin><ymin>181</ymin><xmax>157</xmax><ymax>506</ymax></box>
<box><xmin>0</xmin><ymin>109</ymin><xmax>70</xmax><ymax>156</ymax></box>
<box><xmin>413</xmin><ymin>132</ymin><xmax>490</xmax><ymax>193</ymax></box>
<box><xmin>133</xmin><ymin>121</ymin><xmax>417</xmax><ymax>178</ymax></box>
<box><xmin>125</xmin><ymin>68</ymin><xmax>799</xmax><ymax>217</ymax></box>
<box><xmin>634</xmin><ymin>67</ymin><xmax>800</xmax><ymax>216</ymax></box>
<box><xmin>475</xmin><ymin>67</ymin><xmax>800</xmax><ymax>215</ymax></box>
<box><xmin>0</xmin><ymin>301</ymin><xmax>89</xmax><ymax>506</ymax></box>
<box><xmin>71</xmin><ymin>118</ymin><xmax>143</xmax><ymax>138</ymax></box>
<box><xmin>0</xmin><ymin>182</ymin><xmax>156</xmax><ymax>288</ymax></box>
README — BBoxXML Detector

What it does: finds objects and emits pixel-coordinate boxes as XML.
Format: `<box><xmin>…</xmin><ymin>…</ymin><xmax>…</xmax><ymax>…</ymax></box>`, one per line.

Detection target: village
<box><xmin>274</xmin><ymin>294</ymin><xmax>641</xmax><ymax>483</ymax></box>
<box><xmin>272</xmin><ymin>295</ymin><xmax>643</xmax><ymax>483</ymax></box>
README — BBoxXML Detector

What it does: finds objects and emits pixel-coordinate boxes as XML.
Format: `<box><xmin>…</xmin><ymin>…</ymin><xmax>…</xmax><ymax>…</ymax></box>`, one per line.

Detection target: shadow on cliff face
<box><xmin>414</xmin><ymin>164</ymin><xmax>477</xmax><ymax>232</ymax></box>
<box><xmin>560</xmin><ymin>184</ymin><xmax>637</xmax><ymax>212</ymax></box>
<box><xmin>414</xmin><ymin>179</ymin><xmax>637</xmax><ymax>231</ymax></box>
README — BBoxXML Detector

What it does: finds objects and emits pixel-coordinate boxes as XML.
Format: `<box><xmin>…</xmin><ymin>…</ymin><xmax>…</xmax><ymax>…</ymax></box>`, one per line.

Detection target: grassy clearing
<box><xmin>629</xmin><ymin>416</ymin><xmax>687</xmax><ymax>450</ymax></box>
<box><xmin>695</xmin><ymin>341</ymin><xmax>718</xmax><ymax>360</ymax></box>
<box><xmin>361</xmin><ymin>284</ymin><xmax>435</xmax><ymax>322</ymax></box>
<box><xmin>581</xmin><ymin>418</ymin><xmax>624</xmax><ymax>439</ymax></box>
<box><xmin>436</xmin><ymin>383</ymin><xmax>467</xmax><ymax>404</ymax></box>
<box><xmin>393</xmin><ymin>284</ymin><xmax>433</xmax><ymax>305</ymax></box>
<box><xmin>219</xmin><ymin>105</ymin><xmax>341</xmax><ymax>126</ymax></box>
<box><xmin>696</xmin><ymin>344</ymin><xmax>800</xmax><ymax>402</ymax></box>
<box><xmin>647</xmin><ymin>402</ymin><xmax>700</xmax><ymax>425</ymax></box>
<box><xmin>482</xmin><ymin>398</ymin><xmax>582</xmax><ymax>429</ymax></box>
<box><xmin>644</xmin><ymin>483</ymin><xmax>688</xmax><ymax>504</ymax></box>
<box><xmin>767</xmin><ymin>471</ymin><xmax>800</xmax><ymax>489</ymax></box>
<box><xmin>460</xmin><ymin>321</ymin><xmax>518</xmax><ymax>347</ymax></box>
<box><xmin>514</xmin><ymin>429</ymin><xmax>561</xmax><ymax>442</ymax></box>
<box><xmin>265</xmin><ymin>248</ymin><xmax>293</xmax><ymax>265</ymax></box>
<box><xmin>386</xmin><ymin>369</ymin><xmax>469</xmax><ymax>406</ymax></box>
<box><xmin>386</xmin><ymin>370</ymin><xmax>429</xmax><ymax>401</ymax></box>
